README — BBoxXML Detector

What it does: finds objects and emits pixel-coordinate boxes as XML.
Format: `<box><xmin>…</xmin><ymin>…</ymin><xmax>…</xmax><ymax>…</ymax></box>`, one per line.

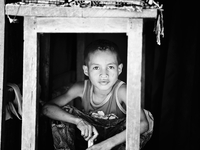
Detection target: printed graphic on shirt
<box><xmin>89</xmin><ymin>110</ymin><xmax>118</xmax><ymax>120</ymax></box>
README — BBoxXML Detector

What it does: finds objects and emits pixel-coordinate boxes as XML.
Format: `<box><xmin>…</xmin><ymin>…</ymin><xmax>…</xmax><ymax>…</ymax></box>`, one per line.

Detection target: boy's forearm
<box><xmin>42</xmin><ymin>104</ymin><xmax>80</xmax><ymax>125</ymax></box>
<box><xmin>140</xmin><ymin>118</ymin><xmax>149</xmax><ymax>134</ymax></box>
<box><xmin>105</xmin><ymin>119</ymin><xmax>148</xmax><ymax>149</ymax></box>
<box><xmin>106</xmin><ymin>130</ymin><xmax>126</xmax><ymax>149</ymax></box>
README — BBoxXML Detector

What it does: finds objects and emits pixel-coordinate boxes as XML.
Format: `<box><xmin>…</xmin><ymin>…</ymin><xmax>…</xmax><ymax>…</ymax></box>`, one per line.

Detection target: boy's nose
<box><xmin>100</xmin><ymin>74</ymin><xmax>108</xmax><ymax>78</ymax></box>
<box><xmin>100</xmin><ymin>70</ymin><xmax>108</xmax><ymax>78</ymax></box>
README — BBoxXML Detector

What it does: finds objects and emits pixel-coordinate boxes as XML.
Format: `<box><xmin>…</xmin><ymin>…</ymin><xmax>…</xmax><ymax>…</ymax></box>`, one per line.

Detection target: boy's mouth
<box><xmin>99</xmin><ymin>80</ymin><xmax>109</xmax><ymax>85</ymax></box>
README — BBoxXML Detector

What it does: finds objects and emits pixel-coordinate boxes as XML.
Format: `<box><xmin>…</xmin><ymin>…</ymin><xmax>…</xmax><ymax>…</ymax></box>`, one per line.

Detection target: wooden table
<box><xmin>3</xmin><ymin>3</ymin><xmax>157</xmax><ymax>150</ymax></box>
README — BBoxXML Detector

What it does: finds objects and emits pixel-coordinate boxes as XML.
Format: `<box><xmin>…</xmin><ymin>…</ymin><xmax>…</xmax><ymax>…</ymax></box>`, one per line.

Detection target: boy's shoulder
<box><xmin>118</xmin><ymin>82</ymin><xmax>126</xmax><ymax>94</ymax></box>
<box><xmin>117</xmin><ymin>81</ymin><xmax>126</xmax><ymax>103</ymax></box>
<box><xmin>117</xmin><ymin>80</ymin><xmax>126</xmax><ymax>90</ymax></box>
<box><xmin>66</xmin><ymin>81</ymin><xmax>85</xmax><ymax>97</ymax></box>
<box><xmin>71</xmin><ymin>81</ymin><xmax>85</xmax><ymax>90</ymax></box>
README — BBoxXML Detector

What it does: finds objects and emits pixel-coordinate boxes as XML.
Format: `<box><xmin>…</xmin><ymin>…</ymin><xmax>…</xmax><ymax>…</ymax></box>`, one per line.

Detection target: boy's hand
<box><xmin>86</xmin><ymin>130</ymin><xmax>126</xmax><ymax>150</ymax></box>
<box><xmin>76</xmin><ymin>119</ymin><xmax>98</xmax><ymax>141</ymax></box>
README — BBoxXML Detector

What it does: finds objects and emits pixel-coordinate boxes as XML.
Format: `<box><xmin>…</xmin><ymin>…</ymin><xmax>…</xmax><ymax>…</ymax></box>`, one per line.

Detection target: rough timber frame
<box><xmin>0</xmin><ymin>0</ymin><xmax>5</xmax><ymax>148</ymax></box>
<box><xmin>2</xmin><ymin>3</ymin><xmax>157</xmax><ymax>150</ymax></box>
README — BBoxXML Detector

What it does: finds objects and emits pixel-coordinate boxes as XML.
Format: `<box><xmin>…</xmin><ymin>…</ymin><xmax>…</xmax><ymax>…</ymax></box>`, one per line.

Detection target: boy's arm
<box><xmin>42</xmin><ymin>81</ymin><xmax>98</xmax><ymax>141</ymax></box>
<box><xmin>42</xmin><ymin>82</ymin><xmax>84</xmax><ymax>124</ymax></box>
<box><xmin>140</xmin><ymin>108</ymin><xmax>149</xmax><ymax>134</ymax></box>
<box><xmin>118</xmin><ymin>84</ymin><xmax>149</xmax><ymax>134</ymax></box>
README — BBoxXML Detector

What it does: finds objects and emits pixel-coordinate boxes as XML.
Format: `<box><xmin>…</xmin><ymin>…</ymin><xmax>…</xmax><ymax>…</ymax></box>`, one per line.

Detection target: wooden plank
<box><xmin>0</xmin><ymin>0</ymin><xmax>5</xmax><ymax>148</ymax></box>
<box><xmin>77</xmin><ymin>0</ymin><xmax>141</xmax><ymax>2</ymax></box>
<box><xmin>36</xmin><ymin>18</ymin><xmax>128</xmax><ymax>33</ymax></box>
<box><xmin>5</xmin><ymin>4</ymin><xmax>157</xmax><ymax>18</ymax></box>
<box><xmin>22</xmin><ymin>0</ymin><xmax>142</xmax><ymax>2</ymax></box>
<box><xmin>126</xmin><ymin>19</ymin><xmax>143</xmax><ymax>150</ymax></box>
<box><xmin>22</xmin><ymin>17</ymin><xmax>38</xmax><ymax>150</ymax></box>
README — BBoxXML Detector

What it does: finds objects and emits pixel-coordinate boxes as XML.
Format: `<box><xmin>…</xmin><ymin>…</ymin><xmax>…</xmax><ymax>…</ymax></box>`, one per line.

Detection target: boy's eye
<box><xmin>93</xmin><ymin>66</ymin><xmax>99</xmax><ymax>70</ymax></box>
<box><xmin>108</xmin><ymin>66</ymin><xmax>115</xmax><ymax>69</ymax></box>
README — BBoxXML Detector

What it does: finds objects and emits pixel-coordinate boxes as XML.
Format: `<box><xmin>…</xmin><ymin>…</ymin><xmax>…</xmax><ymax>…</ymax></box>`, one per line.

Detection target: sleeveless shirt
<box><xmin>82</xmin><ymin>80</ymin><xmax>126</xmax><ymax>119</ymax></box>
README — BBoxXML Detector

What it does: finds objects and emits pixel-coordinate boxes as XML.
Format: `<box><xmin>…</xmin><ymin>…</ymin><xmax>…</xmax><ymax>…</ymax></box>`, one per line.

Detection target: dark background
<box><xmin>4</xmin><ymin>0</ymin><xmax>200</xmax><ymax>150</ymax></box>
<box><xmin>143</xmin><ymin>1</ymin><xmax>200</xmax><ymax>150</ymax></box>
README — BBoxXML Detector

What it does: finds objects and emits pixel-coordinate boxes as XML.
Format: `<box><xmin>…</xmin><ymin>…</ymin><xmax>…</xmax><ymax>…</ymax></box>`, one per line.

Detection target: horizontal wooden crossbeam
<box><xmin>6</xmin><ymin>4</ymin><xmax>157</xmax><ymax>18</ymax></box>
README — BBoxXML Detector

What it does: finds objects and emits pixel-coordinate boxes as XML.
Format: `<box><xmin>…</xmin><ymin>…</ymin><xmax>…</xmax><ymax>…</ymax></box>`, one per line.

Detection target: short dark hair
<box><xmin>84</xmin><ymin>39</ymin><xmax>121</xmax><ymax>65</ymax></box>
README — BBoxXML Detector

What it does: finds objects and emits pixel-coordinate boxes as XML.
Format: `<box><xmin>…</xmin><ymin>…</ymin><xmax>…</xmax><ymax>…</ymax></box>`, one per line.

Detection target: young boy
<box><xmin>42</xmin><ymin>39</ymin><xmax>149</xmax><ymax>150</ymax></box>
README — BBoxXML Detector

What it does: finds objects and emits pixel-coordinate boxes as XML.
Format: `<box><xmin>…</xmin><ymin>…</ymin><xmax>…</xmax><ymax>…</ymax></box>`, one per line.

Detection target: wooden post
<box><xmin>22</xmin><ymin>17</ymin><xmax>38</xmax><ymax>150</ymax></box>
<box><xmin>0</xmin><ymin>0</ymin><xmax>5</xmax><ymax>149</ymax></box>
<box><xmin>126</xmin><ymin>19</ymin><xmax>143</xmax><ymax>150</ymax></box>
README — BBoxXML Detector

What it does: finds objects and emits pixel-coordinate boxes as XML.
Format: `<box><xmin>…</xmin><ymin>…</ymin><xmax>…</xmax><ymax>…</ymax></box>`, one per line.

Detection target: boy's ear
<box><xmin>118</xmin><ymin>63</ymin><xmax>123</xmax><ymax>75</ymax></box>
<box><xmin>83</xmin><ymin>65</ymin><xmax>89</xmax><ymax>76</ymax></box>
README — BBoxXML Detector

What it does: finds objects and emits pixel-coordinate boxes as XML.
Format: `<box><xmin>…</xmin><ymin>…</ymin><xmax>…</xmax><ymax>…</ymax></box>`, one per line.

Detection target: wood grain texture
<box><xmin>36</xmin><ymin>17</ymin><xmax>129</xmax><ymax>33</ymax></box>
<box><xmin>126</xmin><ymin>19</ymin><xmax>143</xmax><ymax>150</ymax></box>
<box><xmin>22</xmin><ymin>17</ymin><xmax>38</xmax><ymax>150</ymax></box>
<box><xmin>5</xmin><ymin>4</ymin><xmax>157</xmax><ymax>18</ymax></box>
<box><xmin>0</xmin><ymin>0</ymin><xmax>5</xmax><ymax>148</ymax></box>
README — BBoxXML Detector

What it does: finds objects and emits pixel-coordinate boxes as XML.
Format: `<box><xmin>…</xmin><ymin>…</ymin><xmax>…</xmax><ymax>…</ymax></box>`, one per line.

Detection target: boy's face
<box><xmin>83</xmin><ymin>50</ymin><xmax>123</xmax><ymax>92</ymax></box>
